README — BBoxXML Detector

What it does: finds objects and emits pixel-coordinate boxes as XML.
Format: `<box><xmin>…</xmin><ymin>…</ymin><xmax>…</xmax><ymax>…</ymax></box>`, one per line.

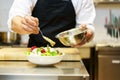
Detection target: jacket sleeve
<box><xmin>7</xmin><ymin>0</ymin><xmax>35</xmax><ymax>32</ymax></box>
<box><xmin>75</xmin><ymin>0</ymin><xmax>96</xmax><ymax>32</ymax></box>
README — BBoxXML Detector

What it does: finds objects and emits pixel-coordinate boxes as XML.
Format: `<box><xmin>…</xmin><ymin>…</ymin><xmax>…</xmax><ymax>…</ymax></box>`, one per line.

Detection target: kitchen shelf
<box><xmin>94</xmin><ymin>1</ymin><xmax>120</xmax><ymax>8</ymax></box>
<box><xmin>95</xmin><ymin>4</ymin><xmax>120</xmax><ymax>8</ymax></box>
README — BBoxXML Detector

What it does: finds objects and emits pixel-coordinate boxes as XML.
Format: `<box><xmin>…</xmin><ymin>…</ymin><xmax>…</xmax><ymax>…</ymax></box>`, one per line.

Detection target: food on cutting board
<box><xmin>26</xmin><ymin>45</ymin><xmax>62</xmax><ymax>56</ymax></box>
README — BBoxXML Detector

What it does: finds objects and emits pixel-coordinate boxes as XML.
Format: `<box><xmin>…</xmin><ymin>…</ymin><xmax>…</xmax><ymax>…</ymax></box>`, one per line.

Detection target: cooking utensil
<box><xmin>0</xmin><ymin>31</ymin><xmax>20</xmax><ymax>44</ymax></box>
<box><xmin>39</xmin><ymin>30</ymin><xmax>56</xmax><ymax>46</ymax></box>
<box><xmin>113</xmin><ymin>16</ymin><xmax>119</xmax><ymax>38</ymax></box>
<box><xmin>56</xmin><ymin>27</ymin><xmax>88</xmax><ymax>47</ymax></box>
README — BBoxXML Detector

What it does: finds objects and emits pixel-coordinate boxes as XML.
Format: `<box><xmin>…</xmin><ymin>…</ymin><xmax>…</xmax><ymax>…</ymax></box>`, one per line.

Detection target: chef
<box><xmin>7</xmin><ymin>0</ymin><xmax>96</xmax><ymax>47</ymax></box>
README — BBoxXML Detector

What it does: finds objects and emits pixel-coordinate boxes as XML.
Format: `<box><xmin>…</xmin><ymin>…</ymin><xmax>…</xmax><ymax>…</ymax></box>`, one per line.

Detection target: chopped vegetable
<box><xmin>31</xmin><ymin>46</ymin><xmax>37</xmax><ymax>51</ymax></box>
<box><xmin>26</xmin><ymin>45</ymin><xmax>62</xmax><ymax>56</ymax></box>
<box><xmin>41</xmin><ymin>48</ymin><xmax>46</xmax><ymax>53</ymax></box>
<box><xmin>26</xmin><ymin>51</ymin><xmax>31</xmax><ymax>55</ymax></box>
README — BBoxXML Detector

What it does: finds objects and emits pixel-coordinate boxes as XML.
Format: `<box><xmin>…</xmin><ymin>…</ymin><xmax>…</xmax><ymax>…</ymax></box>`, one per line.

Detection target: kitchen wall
<box><xmin>94</xmin><ymin>6</ymin><xmax>120</xmax><ymax>45</ymax></box>
<box><xmin>0</xmin><ymin>0</ymin><xmax>13</xmax><ymax>32</ymax></box>
<box><xmin>0</xmin><ymin>0</ymin><xmax>120</xmax><ymax>45</ymax></box>
<box><xmin>0</xmin><ymin>0</ymin><xmax>29</xmax><ymax>44</ymax></box>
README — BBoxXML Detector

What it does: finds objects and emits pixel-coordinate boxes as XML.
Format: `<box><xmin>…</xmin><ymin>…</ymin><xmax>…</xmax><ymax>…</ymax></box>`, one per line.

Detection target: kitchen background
<box><xmin>0</xmin><ymin>0</ymin><xmax>120</xmax><ymax>46</ymax></box>
<box><xmin>0</xmin><ymin>1</ymin><xmax>120</xmax><ymax>80</ymax></box>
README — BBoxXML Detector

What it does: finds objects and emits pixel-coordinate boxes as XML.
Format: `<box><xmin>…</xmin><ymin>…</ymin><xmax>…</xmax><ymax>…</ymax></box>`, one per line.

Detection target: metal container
<box><xmin>56</xmin><ymin>28</ymin><xmax>88</xmax><ymax>47</ymax></box>
<box><xmin>0</xmin><ymin>31</ymin><xmax>20</xmax><ymax>44</ymax></box>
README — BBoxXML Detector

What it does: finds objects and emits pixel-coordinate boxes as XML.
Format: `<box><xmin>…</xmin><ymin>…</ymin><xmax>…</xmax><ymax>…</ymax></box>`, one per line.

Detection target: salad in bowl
<box><xmin>26</xmin><ymin>45</ymin><xmax>64</xmax><ymax>65</ymax></box>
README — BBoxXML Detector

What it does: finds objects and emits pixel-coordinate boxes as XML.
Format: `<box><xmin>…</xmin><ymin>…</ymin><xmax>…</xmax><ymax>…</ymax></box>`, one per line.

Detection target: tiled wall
<box><xmin>0</xmin><ymin>0</ymin><xmax>120</xmax><ymax>44</ymax></box>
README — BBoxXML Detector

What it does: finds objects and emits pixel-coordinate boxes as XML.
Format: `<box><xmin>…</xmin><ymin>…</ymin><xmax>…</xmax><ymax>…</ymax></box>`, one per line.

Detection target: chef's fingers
<box><xmin>21</xmin><ymin>18</ymin><xmax>39</xmax><ymax>34</ymax></box>
<box><xmin>35</xmin><ymin>17</ymin><xmax>39</xmax><ymax>26</ymax></box>
<box><xmin>22</xmin><ymin>18</ymin><xmax>38</xmax><ymax>31</ymax></box>
<box><xmin>79</xmin><ymin>24</ymin><xmax>87</xmax><ymax>30</ymax></box>
<box><xmin>30</xmin><ymin>17</ymin><xmax>40</xmax><ymax>32</ymax></box>
<box><xmin>24</xmin><ymin>16</ymin><xmax>37</xmax><ymax>27</ymax></box>
<box><xmin>24</xmin><ymin>16</ymin><xmax>39</xmax><ymax>34</ymax></box>
<box><xmin>22</xmin><ymin>24</ymin><xmax>39</xmax><ymax>34</ymax></box>
<box><xmin>85</xmin><ymin>29</ymin><xmax>94</xmax><ymax>42</ymax></box>
<box><xmin>21</xmin><ymin>24</ymin><xmax>33</xmax><ymax>34</ymax></box>
<box><xmin>30</xmin><ymin>16</ymin><xmax>39</xmax><ymax>27</ymax></box>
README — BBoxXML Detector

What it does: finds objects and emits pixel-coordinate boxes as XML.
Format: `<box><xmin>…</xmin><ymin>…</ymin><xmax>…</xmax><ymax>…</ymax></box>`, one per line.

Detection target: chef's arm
<box><xmin>11</xmin><ymin>15</ymin><xmax>39</xmax><ymax>35</ymax></box>
<box><xmin>7</xmin><ymin>0</ymin><xmax>38</xmax><ymax>34</ymax></box>
<box><xmin>75</xmin><ymin>0</ymin><xmax>96</xmax><ymax>32</ymax></box>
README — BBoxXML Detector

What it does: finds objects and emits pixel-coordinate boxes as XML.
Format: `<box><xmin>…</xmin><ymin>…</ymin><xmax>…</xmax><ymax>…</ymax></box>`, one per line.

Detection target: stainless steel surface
<box><xmin>0</xmin><ymin>32</ymin><xmax>20</xmax><ymax>44</ymax></box>
<box><xmin>0</xmin><ymin>47</ymin><xmax>90</xmax><ymax>80</ymax></box>
<box><xmin>0</xmin><ymin>61</ymin><xmax>89</xmax><ymax>80</ymax></box>
<box><xmin>96</xmin><ymin>47</ymin><xmax>120</xmax><ymax>80</ymax></box>
<box><xmin>98</xmin><ymin>55</ymin><xmax>120</xmax><ymax>80</ymax></box>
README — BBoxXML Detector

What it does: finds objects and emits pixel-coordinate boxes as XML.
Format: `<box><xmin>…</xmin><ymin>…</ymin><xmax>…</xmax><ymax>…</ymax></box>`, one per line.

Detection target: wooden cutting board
<box><xmin>0</xmin><ymin>47</ymin><xmax>89</xmax><ymax>60</ymax></box>
<box><xmin>0</xmin><ymin>48</ymin><xmax>30</xmax><ymax>60</ymax></box>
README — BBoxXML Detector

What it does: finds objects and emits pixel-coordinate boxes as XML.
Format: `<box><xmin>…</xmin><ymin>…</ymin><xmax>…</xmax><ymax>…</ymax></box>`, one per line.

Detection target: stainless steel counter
<box><xmin>0</xmin><ymin>61</ymin><xmax>89</xmax><ymax>80</ymax></box>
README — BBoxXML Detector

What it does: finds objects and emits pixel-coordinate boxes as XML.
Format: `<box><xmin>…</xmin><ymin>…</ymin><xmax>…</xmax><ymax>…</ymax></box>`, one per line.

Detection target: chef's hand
<box><xmin>71</xmin><ymin>24</ymin><xmax>94</xmax><ymax>47</ymax></box>
<box><xmin>11</xmin><ymin>15</ymin><xmax>39</xmax><ymax>34</ymax></box>
<box><xmin>21</xmin><ymin>16</ymin><xmax>39</xmax><ymax>34</ymax></box>
<box><xmin>80</xmin><ymin>24</ymin><xmax>94</xmax><ymax>42</ymax></box>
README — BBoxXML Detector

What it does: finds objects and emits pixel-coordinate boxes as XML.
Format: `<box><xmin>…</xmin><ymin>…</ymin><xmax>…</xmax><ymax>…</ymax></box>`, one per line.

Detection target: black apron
<box><xmin>28</xmin><ymin>0</ymin><xmax>76</xmax><ymax>47</ymax></box>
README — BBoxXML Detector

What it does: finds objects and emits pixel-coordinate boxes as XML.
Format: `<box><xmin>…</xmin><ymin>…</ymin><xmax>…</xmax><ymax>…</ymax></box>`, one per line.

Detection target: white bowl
<box><xmin>27</xmin><ymin>53</ymin><xmax>64</xmax><ymax>66</ymax></box>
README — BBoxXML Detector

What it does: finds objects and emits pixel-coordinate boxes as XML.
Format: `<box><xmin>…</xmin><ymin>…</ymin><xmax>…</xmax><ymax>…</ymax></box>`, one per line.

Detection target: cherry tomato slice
<box><xmin>31</xmin><ymin>46</ymin><xmax>37</xmax><ymax>51</ymax></box>
<box><xmin>41</xmin><ymin>48</ymin><xmax>46</xmax><ymax>53</ymax></box>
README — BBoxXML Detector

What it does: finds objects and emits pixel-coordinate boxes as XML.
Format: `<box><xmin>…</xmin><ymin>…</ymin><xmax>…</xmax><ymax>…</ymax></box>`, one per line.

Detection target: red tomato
<box><xmin>41</xmin><ymin>48</ymin><xmax>46</xmax><ymax>53</ymax></box>
<box><xmin>31</xmin><ymin>46</ymin><xmax>37</xmax><ymax>51</ymax></box>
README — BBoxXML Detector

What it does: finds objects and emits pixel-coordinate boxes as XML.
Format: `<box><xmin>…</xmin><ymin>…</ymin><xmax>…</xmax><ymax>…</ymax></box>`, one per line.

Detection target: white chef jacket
<box><xmin>8</xmin><ymin>0</ymin><xmax>96</xmax><ymax>32</ymax></box>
